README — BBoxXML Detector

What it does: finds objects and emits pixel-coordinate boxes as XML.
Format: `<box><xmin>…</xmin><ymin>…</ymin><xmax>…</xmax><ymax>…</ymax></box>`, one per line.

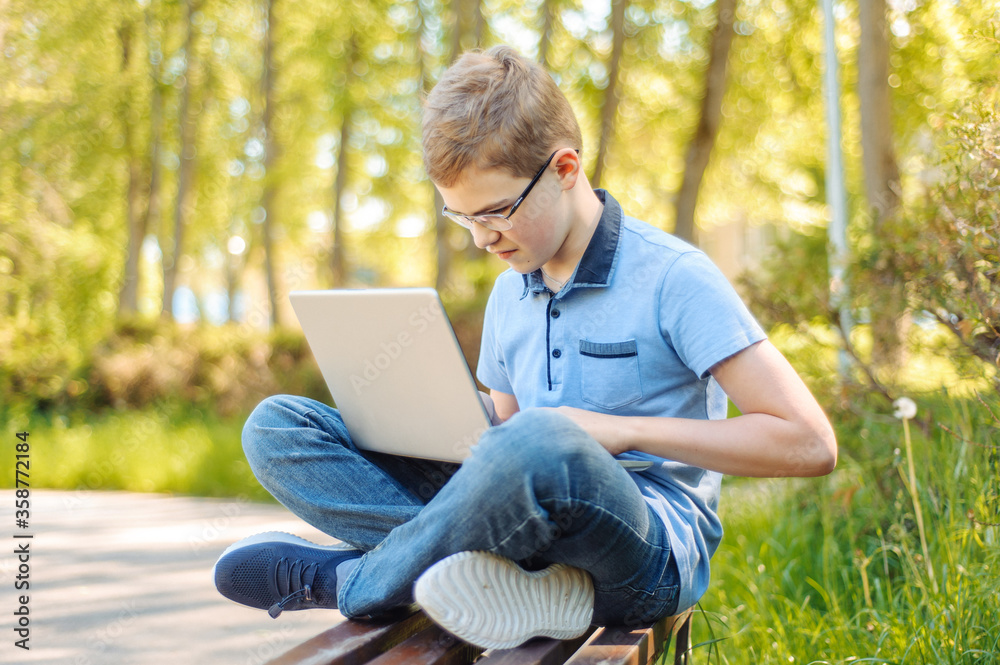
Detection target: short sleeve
<box><xmin>476</xmin><ymin>285</ymin><xmax>514</xmax><ymax>393</ymax></box>
<box><xmin>658</xmin><ymin>251</ymin><xmax>766</xmax><ymax>379</ymax></box>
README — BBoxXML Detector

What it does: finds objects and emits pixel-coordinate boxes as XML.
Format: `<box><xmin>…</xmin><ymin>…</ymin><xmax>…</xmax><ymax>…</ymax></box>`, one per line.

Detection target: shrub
<box><xmin>32</xmin><ymin>318</ymin><xmax>332</xmax><ymax>417</ymax></box>
<box><xmin>739</xmin><ymin>98</ymin><xmax>1000</xmax><ymax>401</ymax></box>
<box><xmin>888</xmin><ymin>104</ymin><xmax>1000</xmax><ymax>393</ymax></box>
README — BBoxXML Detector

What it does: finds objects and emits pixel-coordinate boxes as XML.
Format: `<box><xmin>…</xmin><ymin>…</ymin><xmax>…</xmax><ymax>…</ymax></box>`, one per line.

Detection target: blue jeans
<box><xmin>242</xmin><ymin>395</ymin><xmax>680</xmax><ymax>624</ymax></box>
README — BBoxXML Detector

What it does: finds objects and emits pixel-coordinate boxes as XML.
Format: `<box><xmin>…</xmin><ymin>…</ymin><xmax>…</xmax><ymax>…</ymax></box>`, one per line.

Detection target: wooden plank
<box><xmin>366</xmin><ymin>625</ymin><xmax>484</xmax><ymax>665</ymax></box>
<box><xmin>475</xmin><ymin>628</ymin><xmax>598</xmax><ymax>665</ymax></box>
<box><xmin>561</xmin><ymin>613</ymin><xmax>692</xmax><ymax>665</ymax></box>
<box><xmin>561</xmin><ymin>622</ymin><xmax>662</xmax><ymax>665</ymax></box>
<box><xmin>263</xmin><ymin>610</ymin><xmax>433</xmax><ymax>665</ymax></box>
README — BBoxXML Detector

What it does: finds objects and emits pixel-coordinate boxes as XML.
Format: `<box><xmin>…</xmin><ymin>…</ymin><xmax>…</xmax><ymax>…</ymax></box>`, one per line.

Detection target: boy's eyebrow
<box><xmin>457</xmin><ymin>198</ymin><xmax>515</xmax><ymax>217</ymax></box>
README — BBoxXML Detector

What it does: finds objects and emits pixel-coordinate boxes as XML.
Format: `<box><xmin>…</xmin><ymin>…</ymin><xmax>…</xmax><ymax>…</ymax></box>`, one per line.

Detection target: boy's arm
<box><xmin>550</xmin><ymin>340</ymin><xmax>837</xmax><ymax>478</ymax></box>
<box><xmin>490</xmin><ymin>389</ymin><xmax>520</xmax><ymax>423</ymax></box>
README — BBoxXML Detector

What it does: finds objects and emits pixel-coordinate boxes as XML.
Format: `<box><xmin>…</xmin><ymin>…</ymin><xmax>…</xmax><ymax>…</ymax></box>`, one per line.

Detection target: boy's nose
<box><xmin>469</xmin><ymin>221</ymin><xmax>502</xmax><ymax>249</ymax></box>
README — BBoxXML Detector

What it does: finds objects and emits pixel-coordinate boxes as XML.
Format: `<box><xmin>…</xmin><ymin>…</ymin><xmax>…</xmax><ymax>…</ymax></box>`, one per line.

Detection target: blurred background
<box><xmin>1</xmin><ymin>0</ymin><xmax>998</xmax><ymax>661</ymax></box>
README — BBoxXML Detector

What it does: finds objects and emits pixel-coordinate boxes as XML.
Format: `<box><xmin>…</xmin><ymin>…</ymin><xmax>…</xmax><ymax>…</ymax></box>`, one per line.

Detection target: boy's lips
<box><xmin>492</xmin><ymin>249</ymin><xmax>517</xmax><ymax>260</ymax></box>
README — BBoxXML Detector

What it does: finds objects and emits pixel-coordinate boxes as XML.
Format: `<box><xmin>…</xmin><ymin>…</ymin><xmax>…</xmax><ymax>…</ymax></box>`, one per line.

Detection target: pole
<box><xmin>821</xmin><ymin>0</ymin><xmax>852</xmax><ymax>380</ymax></box>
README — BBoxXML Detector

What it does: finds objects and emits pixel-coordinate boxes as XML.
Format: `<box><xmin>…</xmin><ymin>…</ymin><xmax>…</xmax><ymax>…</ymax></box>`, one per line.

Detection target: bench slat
<box><xmin>264</xmin><ymin>610</ymin><xmax>432</xmax><ymax>665</ymax></box>
<box><xmin>475</xmin><ymin>628</ymin><xmax>598</xmax><ymax>665</ymax></box>
<box><xmin>366</xmin><ymin>625</ymin><xmax>484</xmax><ymax>665</ymax></box>
<box><xmin>562</xmin><ymin>612</ymin><xmax>690</xmax><ymax>665</ymax></box>
<box><xmin>561</xmin><ymin>623</ymin><xmax>662</xmax><ymax>665</ymax></box>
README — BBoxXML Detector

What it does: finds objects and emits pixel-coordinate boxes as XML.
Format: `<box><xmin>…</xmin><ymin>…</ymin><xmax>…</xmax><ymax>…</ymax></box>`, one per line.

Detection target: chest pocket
<box><xmin>579</xmin><ymin>339</ymin><xmax>643</xmax><ymax>409</ymax></box>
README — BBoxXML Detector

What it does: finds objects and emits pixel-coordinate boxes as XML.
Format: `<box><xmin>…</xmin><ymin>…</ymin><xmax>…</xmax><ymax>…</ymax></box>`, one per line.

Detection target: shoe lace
<box><xmin>268</xmin><ymin>557</ymin><xmax>320</xmax><ymax>618</ymax></box>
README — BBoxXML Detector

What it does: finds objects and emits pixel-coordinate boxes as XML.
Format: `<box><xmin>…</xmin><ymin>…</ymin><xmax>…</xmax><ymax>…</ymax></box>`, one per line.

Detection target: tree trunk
<box><xmin>673</xmin><ymin>0</ymin><xmax>736</xmax><ymax>244</ymax></box>
<box><xmin>415</xmin><ymin>1</ymin><xmax>452</xmax><ymax>292</ymax></box>
<box><xmin>591</xmin><ymin>0</ymin><xmax>627</xmax><ymax>189</ymax></box>
<box><xmin>429</xmin><ymin>0</ymin><xmax>477</xmax><ymax>291</ymax></box>
<box><xmin>448</xmin><ymin>0</ymin><xmax>485</xmax><ymax>55</ymax></box>
<box><xmin>450</xmin><ymin>0</ymin><xmax>464</xmax><ymax>61</ymax></box>
<box><xmin>260</xmin><ymin>0</ymin><xmax>280</xmax><ymax>327</ymax></box>
<box><xmin>473</xmin><ymin>0</ymin><xmax>485</xmax><ymax>48</ymax></box>
<box><xmin>330</xmin><ymin>115</ymin><xmax>351</xmax><ymax>287</ymax></box>
<box><xmin>161</xmin><ymin>0</ymin><xmax>199</xmax><ymax>320</ymax></box>
<box><xmin>117</xmin><ymin>20</ymin><xmax>147</xmax><ymax>317</ymax></box>
<box><xmin>331</xmin><ymin>34</ymin><xmax>357</xmax><ymax>288</ymax></box>
<box><xmin>859</xmin><ymin>0</ymin><xmax>901</xmax><ymax>227</ymax></box>
<box><xmin>859</xmin><ymin>0</ymin><xmax>904</xmax><ymax>369</ymax></box>
<box><xmin>538</xmin><ymin>0</ymin><xmax>556</xmax><ymax>68</ymax></box>
<box><xmin>142</xmin><ymin>3</ymin><xmax>165</xmax><ymax>315</ymax></box>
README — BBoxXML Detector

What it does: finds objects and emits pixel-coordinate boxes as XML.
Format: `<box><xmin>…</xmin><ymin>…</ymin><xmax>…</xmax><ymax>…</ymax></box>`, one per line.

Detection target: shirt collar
<box><xmin>522</xmin><ymin>189</ymin><xmax>623</xmax><ymax>298</ymax></box>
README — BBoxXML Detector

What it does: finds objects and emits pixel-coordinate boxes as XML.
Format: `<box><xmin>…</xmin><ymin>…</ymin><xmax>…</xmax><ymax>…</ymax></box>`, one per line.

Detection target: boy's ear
<box><xmin>554</xmin><ymin>148</ymin><xmax>583</xmax><ymax>191</ymax></box>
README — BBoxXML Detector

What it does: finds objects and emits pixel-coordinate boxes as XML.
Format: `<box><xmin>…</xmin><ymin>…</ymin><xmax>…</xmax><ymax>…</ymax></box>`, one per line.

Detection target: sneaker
<box><xmin>413</xmin><ymin>551</ymin><xmax>594</xmax><ymax>649</ymax></box>
<box><xmin>213</xmin><ymin>531</ymin><xmax>362</xmax><ymax>618</ymax></box>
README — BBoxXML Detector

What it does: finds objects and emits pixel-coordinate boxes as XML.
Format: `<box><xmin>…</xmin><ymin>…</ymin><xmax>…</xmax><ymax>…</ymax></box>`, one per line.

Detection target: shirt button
<box><xmin>551</xmin><ymin>309</ymin><xmax>561</xmax><ymax>318</ymax></box>
<box><xmin>552</xmin><ymin>349</ymin><xmax>562</xmax><ymax>358</ymax></box>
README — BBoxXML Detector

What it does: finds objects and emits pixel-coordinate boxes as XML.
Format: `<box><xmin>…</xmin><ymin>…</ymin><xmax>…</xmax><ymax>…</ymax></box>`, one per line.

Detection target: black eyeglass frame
<box><xmin>441</xmin><ymin>149</ymin><xmax>576</xmax><ymax>232</ymax></box>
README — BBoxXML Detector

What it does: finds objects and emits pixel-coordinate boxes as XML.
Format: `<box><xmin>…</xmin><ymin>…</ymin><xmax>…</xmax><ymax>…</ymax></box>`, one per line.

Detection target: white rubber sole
<box><xmin>211</xmin><ymin>531</ymin><xmax>358</xmax><ymax>580</ymax></box>
<box><xmin>414</xmin><ymin>551</ymin><xmax>594</xmax><ymax>650</ymax></box>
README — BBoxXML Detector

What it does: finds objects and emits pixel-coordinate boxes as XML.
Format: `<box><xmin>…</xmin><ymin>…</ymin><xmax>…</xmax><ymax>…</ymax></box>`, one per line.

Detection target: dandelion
<box><xmin>893</xmin><ymin>397</ymin><xmax>918</xmax><ymax>420</ymax></box>
<box><xmin>894</xmin><ymin>396</ymin><xmax>937</xmax><ymax>593</ymax></box>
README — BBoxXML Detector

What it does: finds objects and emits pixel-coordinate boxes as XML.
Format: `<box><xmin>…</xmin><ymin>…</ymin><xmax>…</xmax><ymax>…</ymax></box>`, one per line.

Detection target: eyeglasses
<box><xmin>441</xmin><ymin>150</ymin><xmax>560</xmax><ymax>232</ymax></box>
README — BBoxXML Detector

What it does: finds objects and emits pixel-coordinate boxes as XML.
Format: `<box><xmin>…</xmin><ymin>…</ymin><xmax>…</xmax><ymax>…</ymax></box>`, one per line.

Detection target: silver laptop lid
<box><xmin>289</xmin><ymin>288</ymin><xmax>491</xmax><ymax>463</ymax></box>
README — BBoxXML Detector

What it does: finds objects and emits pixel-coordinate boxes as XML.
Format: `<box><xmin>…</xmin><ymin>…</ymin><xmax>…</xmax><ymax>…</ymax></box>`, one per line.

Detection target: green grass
<box><xmin>1</xmin><ymin>404</ymin><xmax>273</xmax><ymax>501</ymax></box>
<box><xmin>4</xmin><ymin>393</ymin><xmax>999</xmax><ymax>663</ymax></box>
<box><xmin>688</xmin><ymin>393</ymin><xmax>1000</xmax><ymax>664</ymax></box>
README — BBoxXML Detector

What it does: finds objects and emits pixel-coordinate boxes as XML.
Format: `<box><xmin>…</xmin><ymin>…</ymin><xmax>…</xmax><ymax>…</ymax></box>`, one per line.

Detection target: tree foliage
<box><xmin>889</xmin><ymin>100</ymin><xmax>1000</xmax><ymax>392</ymax></box>
<box><xmin>1</xmin><ymin>0</ymin><xmax>998</xmax><ymax>411</ymax></box>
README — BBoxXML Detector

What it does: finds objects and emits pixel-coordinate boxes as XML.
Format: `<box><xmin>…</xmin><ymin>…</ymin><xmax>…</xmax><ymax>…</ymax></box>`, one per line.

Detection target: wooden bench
<box><xmin>263</xmin><ymin>608</ymin><xmax>692</xmax><ymax>665</ymax></box>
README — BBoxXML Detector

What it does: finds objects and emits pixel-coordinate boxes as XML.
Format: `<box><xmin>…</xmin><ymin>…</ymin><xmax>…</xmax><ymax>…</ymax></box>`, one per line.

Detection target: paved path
<box><xmin>2</xmin><ymin>490</ymin><xmax>348</xmax><ymax>665</ymax></box>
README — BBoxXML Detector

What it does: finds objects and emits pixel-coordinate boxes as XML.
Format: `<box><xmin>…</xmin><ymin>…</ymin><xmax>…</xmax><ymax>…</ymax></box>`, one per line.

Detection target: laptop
<box><xmin>290</xmin><ymin>288</ymin><xmax>488</xmax><ymax>462</ymax></box>
<box><xmin>290</xmin><ymin>288</ymin><xmax>652</xmax><ymax>469</ymax></box>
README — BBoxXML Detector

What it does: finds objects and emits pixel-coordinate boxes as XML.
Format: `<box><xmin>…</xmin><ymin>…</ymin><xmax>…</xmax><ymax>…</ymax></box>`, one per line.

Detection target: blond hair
<box><xmin>422</xmin><ymin>45</ymin><xmax>583</xmax><ymax>187</ymax></box>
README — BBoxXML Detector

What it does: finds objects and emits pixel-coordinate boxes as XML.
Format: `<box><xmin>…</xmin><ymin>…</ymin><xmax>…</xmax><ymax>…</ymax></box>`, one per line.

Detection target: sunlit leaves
<box><xmin>1</xmin><ymin>0</ymin><xmax>998</xmax><ymax>390</ymax></box>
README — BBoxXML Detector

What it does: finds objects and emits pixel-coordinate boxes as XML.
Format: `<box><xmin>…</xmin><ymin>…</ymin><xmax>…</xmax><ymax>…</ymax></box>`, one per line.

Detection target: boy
<box><xmin>213</xmin><ymin>45</ymin><xmax>837</xmax><ymax>649</ymax></box>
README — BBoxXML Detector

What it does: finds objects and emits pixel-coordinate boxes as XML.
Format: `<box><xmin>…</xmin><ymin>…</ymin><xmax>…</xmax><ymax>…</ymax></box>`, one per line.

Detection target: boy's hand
<box><xmin>544</xmin><ymin>406</ymin><xmax>632</xmax><ymax>456</ymax></box>
<box><xmin>537</xmin><ymin>341</ymin><xmax>836</xmax><ymax>477</ymax></box>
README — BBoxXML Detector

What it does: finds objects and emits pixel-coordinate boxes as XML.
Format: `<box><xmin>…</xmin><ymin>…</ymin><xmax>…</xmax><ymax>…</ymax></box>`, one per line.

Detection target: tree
<box><xmin>858</xmin><ymin>0</ymin><xmax>900</xmax><ymax>223</ymax></box>
<box><xmin>590</xmin><ymin>0</ymin><xmax>627</xmax><ymax>189</ymax></box>
<box><xmin>537</xmin><ymin>0</ymin><xmax>558</xmax><ymax>68</ymax></box>
<box><xmin>673</xmin><ymin>0</ymin><xmax>736</xmax><ymax>244</ymax></box>
<box><xmin>259</xmin><ymin>0</ymin><xmax>281</xmax><ymax>326</ymax></box>
<box><xmin>117</xmin><ymin>17</ymin><xmax>146</xmax><ymax>316</ymax></box>
<box><xmin>4</xmin><ymin>0</ymin><xmax>1000</xmax><ymax>414</ymax></box>
<box><xmin>161</xmin><ymin>0</ymin><xmax>201</xmax><ymax>320</ymax></box>
<box><xmin>138</xmin><ymin>3</ymin><xmax>166</xmax><ymax>317</ymax></box>
<box><xmin>330</xmin><ymin>32</ymin><xmax>357</xmax><ymax>287</ymax></box>
<box><xmin>432</xmin><ymin>0</ymin><xmax>486</xmax><ymax>291</ymax></box>
<box><xmin>858</xmin><ymin>0</ymin><xmax>904</xmax><ymax>368</ymax></box>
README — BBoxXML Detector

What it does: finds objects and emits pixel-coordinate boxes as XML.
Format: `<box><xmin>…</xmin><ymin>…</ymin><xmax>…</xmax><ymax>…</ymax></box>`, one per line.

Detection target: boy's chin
<box><xmin>510</xmin><ymin>263</ymin><xmax>541</xmax><ymax>275</ymax></box>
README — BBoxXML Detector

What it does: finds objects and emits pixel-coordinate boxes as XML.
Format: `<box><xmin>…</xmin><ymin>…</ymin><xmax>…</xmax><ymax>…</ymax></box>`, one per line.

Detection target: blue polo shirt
<box><xmin>476</xmin><ymin>189</ymin><xmax>766</xmax><ymax>611</ymax></box>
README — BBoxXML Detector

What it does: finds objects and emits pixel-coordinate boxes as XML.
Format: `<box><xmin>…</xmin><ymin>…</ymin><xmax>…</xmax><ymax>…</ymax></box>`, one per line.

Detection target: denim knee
<box><xmin>241</xmin><ymin>394</ymin><xmax>349</xmax><ymax>474</ymax></box>
<box><xmin>242</xmin><ymin>395</ymin><xmax>291</xmax><ymax>467</ymax></box>
<box><xmin>470</xmin><ymin>408</ymin><xmax>608</xmax><ymax>483</ymax></box>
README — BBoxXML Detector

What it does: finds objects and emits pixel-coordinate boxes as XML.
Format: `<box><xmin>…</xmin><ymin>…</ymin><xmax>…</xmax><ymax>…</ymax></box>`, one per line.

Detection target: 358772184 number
<box><xmin>15</xmin><ymin>432</ymin><xmax>30</xmax><ymax>528</ymax></box>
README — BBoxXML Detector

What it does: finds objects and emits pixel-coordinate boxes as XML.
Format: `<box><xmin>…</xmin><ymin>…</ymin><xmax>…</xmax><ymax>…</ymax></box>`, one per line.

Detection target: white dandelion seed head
<box><xmin>893</xmin><ymin>397</ymin><xmax>917</xmax><ymax>420</ymax></box>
